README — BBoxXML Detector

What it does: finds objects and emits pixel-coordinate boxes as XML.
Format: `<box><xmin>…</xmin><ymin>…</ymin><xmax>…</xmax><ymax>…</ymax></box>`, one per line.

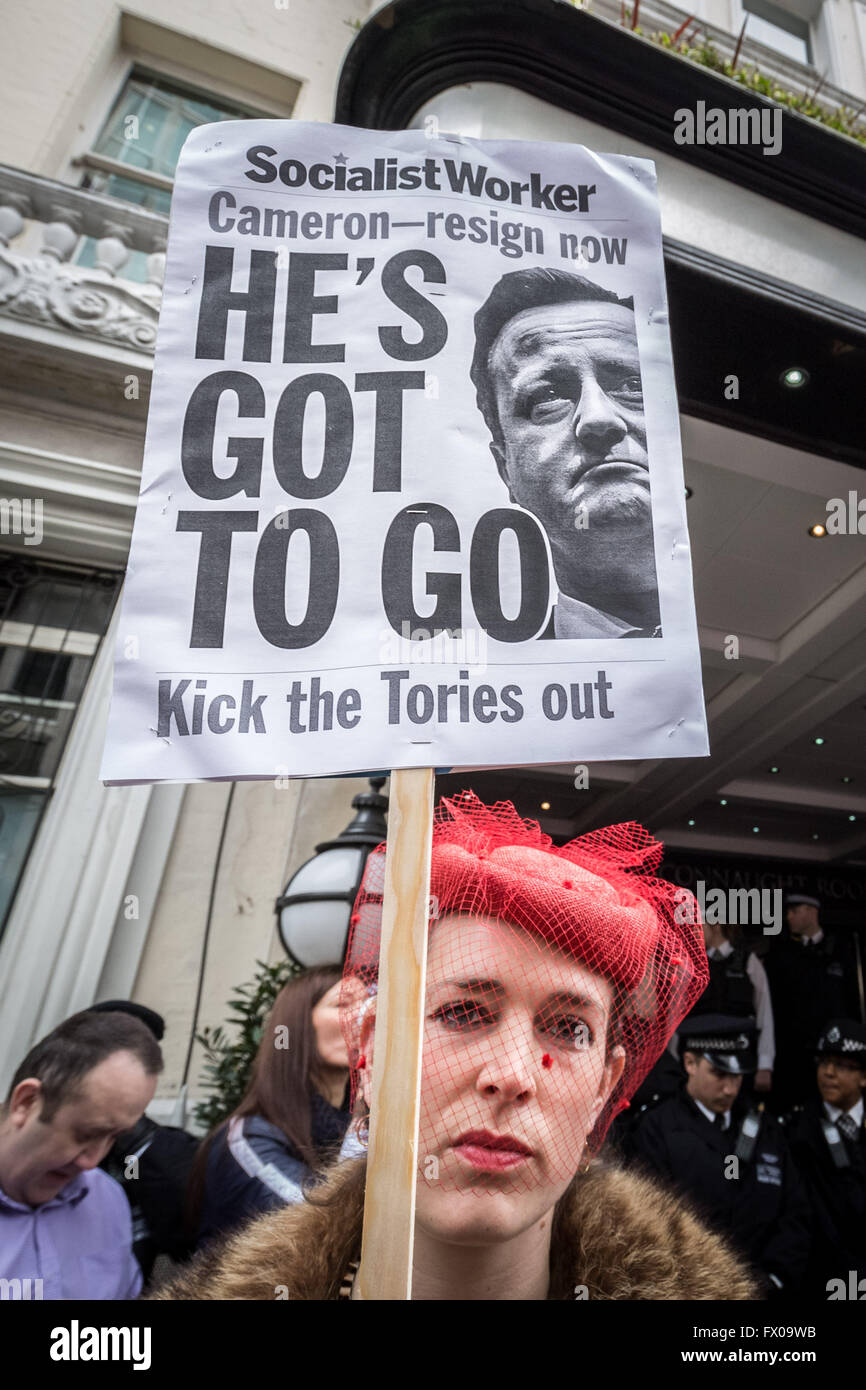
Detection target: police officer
<box><xmin>692</xmin><ymin>918</ymin><xmax>775</xmax><ymax>1095</ymax></box>
<box><xmin>765</xmin><ymin>894</ymin><xmax>860</xmax><ymax>1114</ymax></box>
<box><xmin>630</xmin><ymin>1014</ymin><xmax>811</xmax><ymax>1297</ymax></box>
<box><xmin>784</xmin><ymin>1019</ymin><xmax>866</xmax><ymax>1298</ymax></box>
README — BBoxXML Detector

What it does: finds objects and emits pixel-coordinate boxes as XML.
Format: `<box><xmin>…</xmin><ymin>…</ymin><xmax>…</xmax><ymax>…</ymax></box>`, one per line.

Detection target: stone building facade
<box><xmin>2</xmin><ymin>0</ymin><xmax>865</xmax><ymax>1111</ymax></box>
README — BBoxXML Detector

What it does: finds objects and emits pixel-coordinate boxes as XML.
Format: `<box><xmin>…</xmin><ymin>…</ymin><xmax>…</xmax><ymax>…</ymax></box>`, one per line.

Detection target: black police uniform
<box><xmin>632</xmin><ymin>1091</ymin><xmax>810</xmax><ymax>1295</ymax></box>
<box><xmin>783</xmin><ymin>1019</ymin><xmax>866</xmax><ymax>1297</ymax></box>
<box><xmin>629</xmin><ymin>1015</ymin><xmax>811</xmax><ymax>1295</ymax></box>
<box><xmin>607</xmin><ymin>1050</ymin><xmax>685</xmax><ymax>1162</ymax></box>
<box><xmin>765</xmin><ymin>931</ymin><xmax>859</xmax><ymax>1112</ymax></box>
<box><xmin>693</xmin><ymin>946</ymin><xmax>755</xmax><ymax>1018</ymax></box>
<box><xmin>784</xmin><ymin>1100</ymin><xmax>866</xmax><ymax>1296</ymax></box>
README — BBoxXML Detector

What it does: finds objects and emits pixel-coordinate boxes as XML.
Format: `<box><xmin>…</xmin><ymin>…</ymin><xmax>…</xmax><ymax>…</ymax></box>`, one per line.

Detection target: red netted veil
<box><xmin>342</xmin><ymin>791</ymin><xmax>706</xmax><ymax>1191</ymax></box>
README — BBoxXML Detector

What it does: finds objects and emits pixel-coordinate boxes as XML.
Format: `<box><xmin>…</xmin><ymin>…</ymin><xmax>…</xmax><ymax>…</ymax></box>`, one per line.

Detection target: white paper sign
<box><xmin>101</xmin><ymin>121</ymin><xmax>708</xmax><ymax>783</ymax></box>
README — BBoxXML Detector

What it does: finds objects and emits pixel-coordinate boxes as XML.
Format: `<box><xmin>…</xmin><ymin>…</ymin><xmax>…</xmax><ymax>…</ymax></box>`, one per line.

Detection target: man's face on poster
<box><xmin>487</xmin><ymin>300</ymin><xmax>650</xmax><ymax>574</ymax></box>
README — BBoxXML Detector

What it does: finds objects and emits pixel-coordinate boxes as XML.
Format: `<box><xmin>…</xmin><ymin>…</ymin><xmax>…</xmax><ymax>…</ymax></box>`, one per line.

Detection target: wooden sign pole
<box><xmin>355</xmin><ymin>765</ymin><xmax>435</xmax><ymax>1300</ymax></box>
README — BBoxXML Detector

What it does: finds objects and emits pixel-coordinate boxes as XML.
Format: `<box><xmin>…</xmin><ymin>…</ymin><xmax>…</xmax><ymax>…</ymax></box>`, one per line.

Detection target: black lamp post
<box><xmin>275</xmin><ymin>776</ymin><xmax>388</xmax><ymax>967</ymax></box>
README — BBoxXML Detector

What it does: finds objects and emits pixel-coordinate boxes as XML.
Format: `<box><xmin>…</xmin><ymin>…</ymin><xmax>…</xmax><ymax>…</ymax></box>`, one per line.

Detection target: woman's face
<box><xmin>312</xmin><ymin>981</ymin><xmax>350</xmax><ymax>1069</ymax></box>
<box><xmin>362</xmin><ymin>913</ymin><xmax>625</xmax><ymax>1244</ymax></box>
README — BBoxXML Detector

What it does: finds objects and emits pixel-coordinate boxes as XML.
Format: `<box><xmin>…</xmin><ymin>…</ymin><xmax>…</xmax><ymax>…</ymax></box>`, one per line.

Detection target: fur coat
<box><xmin>153</xmin><ymin>1156</ymin><xmax>758</xmax><ymax>1300</ymax></box>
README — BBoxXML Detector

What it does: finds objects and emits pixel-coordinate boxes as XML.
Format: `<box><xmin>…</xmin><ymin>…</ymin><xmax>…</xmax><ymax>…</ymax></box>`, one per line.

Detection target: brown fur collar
<box><xmin>152</xmin><ymin>1157</ymin><xmax>757</xmax><ymax>1301</ymax></box>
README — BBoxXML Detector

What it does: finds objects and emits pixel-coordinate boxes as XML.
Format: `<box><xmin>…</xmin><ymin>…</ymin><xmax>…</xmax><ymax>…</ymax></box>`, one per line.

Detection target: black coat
<box><xmin>101</xmin><ymin>1117</ymin><xmax>199</xmax><ymax>1281</ymax></box>
<box><xmin>630</xmin><ymin>1089</ymin><xmax>811</xmax><ymax>1294</ymax></box>
<box><xmin>607</xmin><ymin>1051</ymin><xmax>684</xmax><ymax>1162</ymax></box>
<box><xmin>784</xmin><ymin>1099</ymin><xmax>866</xmax><ymax>1297</ymax></box>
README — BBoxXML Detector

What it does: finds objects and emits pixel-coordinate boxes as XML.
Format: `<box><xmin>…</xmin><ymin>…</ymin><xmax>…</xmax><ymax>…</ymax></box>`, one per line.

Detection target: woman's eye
<box><xmin>537</xmin><ymin>1013</ymin><xmax>594</xmax><ymax>1049</ymax></box>
<box><xmin>432</xmin><ymin>1000</ymin><xmax>495</xmax><ymax>1030</ymax></box>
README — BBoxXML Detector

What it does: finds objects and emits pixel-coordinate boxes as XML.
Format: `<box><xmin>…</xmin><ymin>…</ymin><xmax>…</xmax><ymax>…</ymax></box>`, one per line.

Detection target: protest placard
<box><xmin>100</xmin><ymin>120</ymin><xmax>707</xmax><ymax>785</ymax></box>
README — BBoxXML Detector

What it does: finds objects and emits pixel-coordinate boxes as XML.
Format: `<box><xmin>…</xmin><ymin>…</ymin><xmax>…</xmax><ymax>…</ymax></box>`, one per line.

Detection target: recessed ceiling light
<box><xmin>781</xmin><ymin>366</ymin><xmax>809</xmax><ymax>389</ymax></box>
<box><xmin>814</xmin><ymin>737</ymin><xmax>825</xmax><ymax>746</ymax></box>
<box><xmin>769</xmin><ymin>766</ymin><xmax>780</xmax><ymax>774</ymax></box>
<box><xmin>752</xmin><ymin>826</ymin><xmax>760</xmax><ymax>833</ymax></box>
<box><xmin>842</xmin><ymin>776</ymin><xmax>853</xmax><ymax>784</ymax></box>
<box><xmin>812</xmin><ymin>833</ymin><xmax>819</xmax><ymax>840</ymax></box>
<box><xmin>808</xmin><ymin>523</ymin><xmax>826</xmax><ymax>538</ymax></box>
<box><xmin>687</xmin><ymin>818</ymin><xmax>695</xmax><ymax>826</ymax></box>
<box><xmin>540</xmin><ymin>801</ymin><xmax>551</xmax><ymax>811</ymax></box>
<box><xmin>719</xmin><ymin>798</ymin><xmax>728</xmax><ymax>806</ymax></box>
<box><xmin>849</xmin><ymin>815</ymin><xmax>857</xmax><ymax>822</ymax></box>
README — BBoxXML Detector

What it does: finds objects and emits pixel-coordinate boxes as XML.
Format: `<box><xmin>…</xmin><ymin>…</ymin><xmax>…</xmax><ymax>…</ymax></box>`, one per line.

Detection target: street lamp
<box><xmin>275</xmin><ymin>776</ymin><xmax>388</xmax><ymax>967</ymax></box>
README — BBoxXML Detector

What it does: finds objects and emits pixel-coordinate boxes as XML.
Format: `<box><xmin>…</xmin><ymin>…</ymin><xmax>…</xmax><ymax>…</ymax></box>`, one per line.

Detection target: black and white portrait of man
<box><xmin>470</xmin><ymin>268</ymin><xmax>662</xmax><ymax>639</ymax></box>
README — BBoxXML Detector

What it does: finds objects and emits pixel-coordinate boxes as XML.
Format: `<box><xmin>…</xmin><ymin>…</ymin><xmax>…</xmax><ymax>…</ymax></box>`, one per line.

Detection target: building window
<box><xmin>0</xmin><ymin>557</ymin><xmax>121</xmax><ymax>938</ymax></box>
<box><xmin>76</xmin><ymin>69</ymin><xmax>265</xmax><ymax>280</ymax></box>
<box><xmin>741</xmin><ymin>0</ymin><xmax>813</xmax><ymax>64</ymax></box>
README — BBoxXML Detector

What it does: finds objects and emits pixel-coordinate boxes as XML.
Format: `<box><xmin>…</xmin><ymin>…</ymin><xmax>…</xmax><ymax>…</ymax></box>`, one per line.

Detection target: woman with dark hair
<box><xmin>161</xmin><ymin>796</ymin><xmax>758</xmax><ymax>1298</ymax></box>
<box><xmin>190</xmin><ymin>965</ymin><xmax>351</xmax><ymax>1247</ymax></box>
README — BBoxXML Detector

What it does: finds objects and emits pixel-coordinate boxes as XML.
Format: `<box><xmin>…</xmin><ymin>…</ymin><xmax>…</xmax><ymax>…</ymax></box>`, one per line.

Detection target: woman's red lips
<box><xmin>452</xmin><ymin>1130</ymin><xmax>534</xmax><ymax>1170</ymax></box>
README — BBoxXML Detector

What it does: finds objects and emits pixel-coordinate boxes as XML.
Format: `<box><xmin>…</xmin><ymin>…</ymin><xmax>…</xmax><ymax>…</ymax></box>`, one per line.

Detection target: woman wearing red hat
<box><xmin>157</xmin><ymin>794</ymin><xmax>757</xmax><ymax>1300</ymax></box>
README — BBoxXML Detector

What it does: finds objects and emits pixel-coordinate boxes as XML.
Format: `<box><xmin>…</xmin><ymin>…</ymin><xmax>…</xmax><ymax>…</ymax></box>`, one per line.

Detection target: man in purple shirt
<box><xmin>0</xmin><ymin>1009</ymin><xmax>162</xmax><ymax>1299</ymax></box>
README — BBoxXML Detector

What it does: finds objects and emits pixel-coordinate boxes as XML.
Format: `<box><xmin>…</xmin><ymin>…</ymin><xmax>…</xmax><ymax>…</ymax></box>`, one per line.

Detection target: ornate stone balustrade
<box><xmin>0</xmin><ymin>166</ymin><xmax>167</xmax><ymax>357</ymax></box>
